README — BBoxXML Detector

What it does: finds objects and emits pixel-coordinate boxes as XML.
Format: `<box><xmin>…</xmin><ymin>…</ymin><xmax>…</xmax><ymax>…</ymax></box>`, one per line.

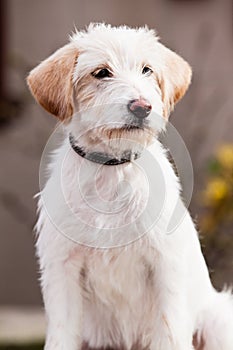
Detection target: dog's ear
<box><xmin>157</xmin><ymin>43</ymin><xmax>192</xmax><ymax>118</ymax></box>
<box><xmin>27</xmin><ymin>43</ymin><xmax>78</xmax><ymax>121</ymax></box>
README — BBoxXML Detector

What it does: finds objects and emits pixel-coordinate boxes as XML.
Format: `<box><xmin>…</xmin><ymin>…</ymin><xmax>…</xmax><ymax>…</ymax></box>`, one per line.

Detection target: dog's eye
<box><xmin>142</xmin><ymin>66</ymin><xmax>153</xmax><ymax>76</ymax></box>
<box><xmin>92</xmin><ymin>69</ymin><xmax>113</xmax><ymax>79</ymax></box>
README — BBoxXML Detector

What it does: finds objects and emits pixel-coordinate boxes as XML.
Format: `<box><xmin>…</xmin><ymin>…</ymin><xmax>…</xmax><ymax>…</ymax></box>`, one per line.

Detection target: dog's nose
<box><xmin>128</xmin><ymin>98</ymin><xmax>152</xmax><ymax>119</ymax></box>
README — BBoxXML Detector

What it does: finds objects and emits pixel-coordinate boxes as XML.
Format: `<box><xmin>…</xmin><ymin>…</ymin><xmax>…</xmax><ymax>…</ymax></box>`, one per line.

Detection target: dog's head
<box><xmin>27</xmin><ymin>24</ymin><xmax>191</xmax><ymax>155</ymax></box>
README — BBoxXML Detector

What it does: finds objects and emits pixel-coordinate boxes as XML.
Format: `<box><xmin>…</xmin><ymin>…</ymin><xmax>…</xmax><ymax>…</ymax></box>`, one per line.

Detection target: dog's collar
<box><xmin>69</xmin><ymin>133</ymin><xmax>141</xmax><ymax>165</ymax></box>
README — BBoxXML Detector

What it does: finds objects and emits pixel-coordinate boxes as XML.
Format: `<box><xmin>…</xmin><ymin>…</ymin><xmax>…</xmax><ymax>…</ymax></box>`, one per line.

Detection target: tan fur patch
<box><xmin>27</xmin><ymin>43</ymin><xmax>79</xmax><ymax>121</ymax></box>
<box><xmin>157</xmin><ymin>44</ymin><xmax>192</xmax><ymax>119</ymax></box>
<box><xmin>104</xmin><ymin>127</ymin><xmax>155</xmax><ymax>145</ymax></box>
<box><xmin>74</xmin><ymin>74</ymin><xmax>96</xmax><ymax>110</ymax></box>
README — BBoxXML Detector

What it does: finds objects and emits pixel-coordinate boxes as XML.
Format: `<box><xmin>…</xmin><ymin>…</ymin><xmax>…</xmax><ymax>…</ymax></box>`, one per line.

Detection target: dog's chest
<box><xmin>46</xmin><ymin>141</ymin><xmax>179</xmax><ymax>247</ymax></box>
<box><xmin>81</xmin><ymin>245</ymin><xmax>157</xmax><ymax>347</ymax></box>
<box><xmin>59</xmin><ymin>156</ymin><xmax>154</xmax><ymax>247</ymax></box>
<box><xmin>83</xmin><ymin>246</ymin><xmax>155</xmax><ymax>299</ymax></box>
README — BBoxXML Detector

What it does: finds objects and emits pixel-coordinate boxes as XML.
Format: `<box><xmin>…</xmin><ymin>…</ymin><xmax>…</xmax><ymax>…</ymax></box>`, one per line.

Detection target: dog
<box><xmin>27</xmin><ymin>24</ymin><xmax>233</xmax><ymax>350</ymax></box>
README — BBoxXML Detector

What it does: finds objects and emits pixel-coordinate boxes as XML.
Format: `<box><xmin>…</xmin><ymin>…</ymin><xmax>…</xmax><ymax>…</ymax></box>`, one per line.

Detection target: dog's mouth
<box><xmin>122</xmin><ymin>124</ymin><xmax>143</xmax><ymax>131</ymax></box>
<box><xmin>121</xmin><ymin>118</ymin><xmax>149</xmax><ymax>131</ymax></box>
<box><xmin>102</xmin><ymin>118</ymin><xmax>153</xmax><ymax>141</ymax></box>
<box><xmin>102</xmin><ymin>119</ymin><xmax>155</xmax><ymax>149</ymax></box>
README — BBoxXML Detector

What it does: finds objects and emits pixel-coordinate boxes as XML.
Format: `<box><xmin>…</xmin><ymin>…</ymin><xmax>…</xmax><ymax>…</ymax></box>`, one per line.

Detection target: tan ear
<box><xmin>157</xmin><ymin>43</ymin><xmax>192</xmax><ymax>118</ymax></box>
<box><xmin>27</xmin><ymin>43</ymin><xmax>78</xmax><ymax>121</ymax></box>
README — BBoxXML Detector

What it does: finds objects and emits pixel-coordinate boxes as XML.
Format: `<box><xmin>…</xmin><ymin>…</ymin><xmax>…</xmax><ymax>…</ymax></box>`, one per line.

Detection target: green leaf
<box><xmin>208</xmin><ymin>159</ymin><xmax>221</xmax><ymax>174</ymax></box>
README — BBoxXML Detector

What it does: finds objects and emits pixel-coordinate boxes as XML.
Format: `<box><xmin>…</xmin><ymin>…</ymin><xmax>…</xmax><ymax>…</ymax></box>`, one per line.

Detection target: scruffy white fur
<box><xmin>28</xmin><ymin>24</ymin><xmax>233</xmax><ymax>350</ymax></box>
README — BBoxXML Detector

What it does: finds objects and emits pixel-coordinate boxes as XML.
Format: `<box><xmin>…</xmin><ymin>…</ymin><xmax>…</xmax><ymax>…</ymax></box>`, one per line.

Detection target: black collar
<box><xmin>69</xmin><ymin>133</ymin><xmax>141</xmax><ymax>165</ymax></box>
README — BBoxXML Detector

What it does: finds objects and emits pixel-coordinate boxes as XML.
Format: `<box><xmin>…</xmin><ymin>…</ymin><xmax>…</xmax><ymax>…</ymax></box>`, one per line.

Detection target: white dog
<box><xmin>27</xmin><ymin>24</ymin><xmax>233</xmax><ymax>350</ymax></box>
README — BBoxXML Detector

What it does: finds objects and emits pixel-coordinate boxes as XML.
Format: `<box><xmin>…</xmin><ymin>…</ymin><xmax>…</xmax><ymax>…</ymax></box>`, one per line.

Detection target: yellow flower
<box><xmin>203</xmin><ymin>178</ymin><xmax>228</xmax><ymax>205</ymax></box>
<box><xmin>216</xmin><ymin>144</ymin><xmax>233</xmax><ymax>169</ymax></box>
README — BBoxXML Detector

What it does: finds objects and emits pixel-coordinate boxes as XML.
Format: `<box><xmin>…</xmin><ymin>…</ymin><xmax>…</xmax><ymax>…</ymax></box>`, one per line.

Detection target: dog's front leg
<box><xmin>41</xmin><ymin>257</ymin><xmax>83</xmax><ymax>350</ymax></box>
<box><xmin>149</xmin><ymin>256</ymin><xmax>194</xmax><ymax>350</ymax></box>
<box><xmin>150</xmin><ymin>313</ymin><xmax>194</xmax><ymax>350</ymax></box>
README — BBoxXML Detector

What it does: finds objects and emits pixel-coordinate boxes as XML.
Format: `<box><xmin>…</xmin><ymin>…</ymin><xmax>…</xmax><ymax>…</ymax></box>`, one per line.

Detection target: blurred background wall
<box><xmin>0</xmin><ymin>0</ymin><xmax>232</xmax><ymax>307</ymax></box>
